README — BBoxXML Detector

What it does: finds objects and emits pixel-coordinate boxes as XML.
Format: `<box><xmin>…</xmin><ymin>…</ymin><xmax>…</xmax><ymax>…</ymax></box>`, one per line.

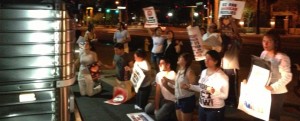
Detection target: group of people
<box><xmin>76</xmin><ymin>17</ymin><xmax>292</xmax><ymax>121</ymax></box>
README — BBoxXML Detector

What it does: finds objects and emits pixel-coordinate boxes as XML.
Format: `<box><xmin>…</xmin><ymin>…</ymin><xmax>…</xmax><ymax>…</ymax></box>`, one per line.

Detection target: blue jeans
<box><xmin>198</xmin><ymin>106</ymin><xmax>225</xmax><ymax>121</ymax></box>
<box><xmin>151</xmin><ymin>53</ymin><xmax>162</xmax><ymax>71</ymax></box>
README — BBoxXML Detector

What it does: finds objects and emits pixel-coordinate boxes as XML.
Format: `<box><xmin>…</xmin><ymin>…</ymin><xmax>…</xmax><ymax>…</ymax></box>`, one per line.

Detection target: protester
<box><xmin>162</xmin><ymin>53</ymin><xmax>196</xmax><ymax>121</ymax></box>
<box><xmin>163</xmin><ymin>30</ymin><xmax>179</xmax><ymax>71</ymax></box>
<box><xmin>199</xmin><ymin>23</ymin><xmax>223</xmax><ymax>73</ymax></box>
<box><xmin>113</xmin><ymin>22</ymin><xmax>131</xmax><ymax>53</ymax></box>
<box><xmin>102</xmin><ymin>43</ymin><xmax>134</xmax><ymax>82</ymax></box>
<box><xmin>200</xmin><ymin>27</ymin><xmax>207</xmax><ymax>36</ymax></box>
<box><xmin>125</xmin><ymin>49</ymin><xmax>152</xmax><ymax>110</ymax></box>
<box><xmin>145</xmin><ymin>58</ymin><xmax>177</xmax><ymax>121</ymax></box>
<box><xmin>259</xmin><ymin>30</ymin><xmax>292</xmax><ymax>121</ymax></box>
<box><xmin>147</xmin><ymin>27</ymin><xmax>165</xmax><ymax>72</ymax></box>
<box><xmin>219</xmin><ymin>16</ymin><xmax>242</xmax><ymax>107</ymax></box>
<box><xmin>77</xmin><ymin>41</ymin><xmax>102</xmax><ymax>96</ymax></box>
<box><xmin>182</xmin><ymin>50</ymin><xmax>229</xmax><ymax>121</ymax></box>
<box><xmin>84</xmin><ymin>24</ymin><xmax>97</xmax><ymax>51</ymax></box>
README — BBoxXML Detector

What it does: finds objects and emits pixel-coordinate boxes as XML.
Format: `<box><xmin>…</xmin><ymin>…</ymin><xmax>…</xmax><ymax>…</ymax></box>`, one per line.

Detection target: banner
<box><xmin>218</xmin><ymin>1</ymin><xmax>245</xmax><ymax>19</ymax></box>
<box><xmin>186</xmin><ymin>25</ymin><xmax>205</xmax><ymax>61</ymax></box>
<box><xmin>130</xmin><ymin>66</ymin><xmax>145</xmax><ymax>93</ymax></box>
<box><xmin>238</xmin><ymin>56</ymin><xmax>271</xmax><ymax>121</ymax></box>
<box><xmin>127</xmin><ymin>112</ymin><xmax>154</xmax><ymax>121</ymax></box>
<box><xmin>143</xmin><ymin>6</ymin><xmax>158</xmax><ymax>28</ymax></box>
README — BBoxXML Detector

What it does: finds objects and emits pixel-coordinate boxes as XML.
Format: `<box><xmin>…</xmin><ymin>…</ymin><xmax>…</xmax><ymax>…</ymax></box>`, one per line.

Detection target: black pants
<box><xmin>136</xmin><ymin>85</ymin><xmax>152</xmax><ymax>109</ymax></box>
<box><xmin>223</xmin><ymin>69</ymin><xmax>238</xmax><ymax>107</ymax></box>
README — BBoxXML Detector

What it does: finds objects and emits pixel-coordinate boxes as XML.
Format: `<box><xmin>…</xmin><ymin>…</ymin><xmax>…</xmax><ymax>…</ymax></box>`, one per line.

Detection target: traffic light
<box><xmin>115</xmin><ymin>10</ymin><xmax>119</xmax><ymax>14</ymax></box>
<box><xmin>106</xmin><ymin>9</ymin><xmax>110</xmax><ymax>13</ymax></box>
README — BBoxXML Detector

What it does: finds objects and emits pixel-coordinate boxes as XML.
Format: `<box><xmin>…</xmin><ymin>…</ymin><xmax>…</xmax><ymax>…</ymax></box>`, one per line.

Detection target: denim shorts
<box><xmin>175</xmin><ymin>95</ymin><xmax>196</xmax><ymax>113</ymax></box>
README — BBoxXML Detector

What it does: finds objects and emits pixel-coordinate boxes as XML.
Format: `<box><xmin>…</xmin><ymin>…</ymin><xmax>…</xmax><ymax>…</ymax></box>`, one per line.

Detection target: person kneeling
<box><xmin>145</xmin><ymin>58</ymin><xmax>177</xmax><ymax>121</ymax></box>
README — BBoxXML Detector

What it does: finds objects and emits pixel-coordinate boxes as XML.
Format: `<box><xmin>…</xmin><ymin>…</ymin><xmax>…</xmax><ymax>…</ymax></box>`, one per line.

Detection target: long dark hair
<box><xmin>264</xmin><ymin>29</ymin><xmax>281</xmax><ymax>53</ymax></box>
<box><xmin>179</xmin><ymin>53</ymin><xmax>193</xmax><ymax>75</ymax></box>
<box><xmin>87</xmin><ymin>24</ymin><xmax>94</xmax><ymax>32</ymax></box>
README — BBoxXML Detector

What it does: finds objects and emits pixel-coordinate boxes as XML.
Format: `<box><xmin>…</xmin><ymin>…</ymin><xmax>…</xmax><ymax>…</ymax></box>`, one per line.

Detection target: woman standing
<box><xmin>77</xmin><ymin>42</ymin><xmax>102</xmax><ymax>96</ymax></box>
<box><xmin>163</xmin><ymin>30</ymin><xmax>180</xmax><ymax>71</ymax></box>
<box><xmin>147</xmin><ymin>27</ymin><xmax>165</xmax><ymax>72</ymax></box>
<box><xmin>162</xmin><ymin>53</ymin><xmax>196</xmax><ymax>121</ymax></box>
<box><xmin>125</xmin><ymin>49</ymin><xmax>152</xmax><ymax>110</ymax></box>
<box><xmin>259</xmin><ymin>30</ymin><xmax>292</xmax><ymax>121</ymax></box>
<box><xmin>182</xmin><ymin>50</ymin><xmax>229</xmax><ymax>121</ymax></box>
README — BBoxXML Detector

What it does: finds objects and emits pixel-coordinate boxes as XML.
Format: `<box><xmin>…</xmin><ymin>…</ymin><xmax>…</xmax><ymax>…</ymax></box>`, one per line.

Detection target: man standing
<box><xmin>113</xmin><ymin>22</ymin><xmax>131</xmax><ymax>53</ymax></box>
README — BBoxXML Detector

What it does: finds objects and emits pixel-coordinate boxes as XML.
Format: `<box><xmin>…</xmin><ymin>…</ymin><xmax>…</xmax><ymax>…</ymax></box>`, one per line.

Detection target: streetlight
<box><xmin>239</xmin><ymin>20</ymin><xmax>245</xmax><ymax>27</ymax></box>
<box><xmin>194</xmin><ymin>12</ymin><xmax>199</xmax><ymax>17</ymax></box>
<box><xmin>115</xmin><ymin>1</ymin><xmax>119</xmax><ymax>5</ymax></box>
<box><xmin>167</xmin><ymin>12</ymin><xmax>173</xmax><ymax>17</ymax></box>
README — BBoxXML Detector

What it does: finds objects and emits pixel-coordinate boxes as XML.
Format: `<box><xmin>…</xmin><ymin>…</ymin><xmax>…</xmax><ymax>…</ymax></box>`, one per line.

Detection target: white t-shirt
<box><xmin>190</xmin><ymin>69</ymin><xmax>229</xmax><ymax>109</ymax></box>
<box><xmin>133</xmin><ymin>60</ymin><xmax>152</xmax><ymax>87</ymax></box>
<box><xmin>156</xmin><ymin>70</ymin><xmax>176</xmax><ymax>102</ymax></box>
<box><xmin>151</xmin><ymin>36</ymin><xmax>164</xmax><ymax>54</ymax></box>
<box><xmin>114</xmin><ymin>30</ymin><xmax>130</xmax><ymax>52</ymax></box>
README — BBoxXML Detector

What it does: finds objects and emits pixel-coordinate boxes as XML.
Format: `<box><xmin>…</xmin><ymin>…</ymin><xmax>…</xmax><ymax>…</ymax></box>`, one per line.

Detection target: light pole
<box><xmin>167</xmin><ymin>12</ymin><xmax>173</xmax><ymax>24</ymax></box>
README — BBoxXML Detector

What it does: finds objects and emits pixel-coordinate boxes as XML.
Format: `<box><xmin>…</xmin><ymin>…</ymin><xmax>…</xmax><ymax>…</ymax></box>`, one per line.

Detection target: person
<box><xmin>162</xmin><ymin>53</ymin><xmax>196</xmax><ymax>121</ymax></box>
<box><xmin>145</xmin><ymin>58</ymin><xmax>177</xmax><ymax>121</ymax></box>
<box><xmin>259</xmin><ymin>30</ymin><xmax>292</xmax><ymax>121</ymax></box>
<box><xmin>163</xmin><ymin>30</ymin><xmax>180</xmax><ymax>71</ymax></box>
<box><xmin>113</xmin><ymin>22</ymin><xmax>131</xmax><ymax>53</ymax></box>
<box><xmin>147</xmin><ymin>27</ymin><xmax>165</xmax><ymax>72</ymax></box>
<box><xmin>102</xmin><ymin>43</ymin><xmax>134</xmax><ymax>82</ymax></box>
<box><xmin>182</xmin><ymin>50</ymin><xmax>229</xmax><ymax>121</ymax></box>
<box><xmin>125</xmin><ymin>49</ymin><xmax>152</xmax><ymax>110</ymax></box>
<box><xmin>200</xmin><ymin>27</ymin><xmax>207</xmax><ymax>36</ymax></box>
<box><xmin>219</xmin><ymin>15</ymin><xmax>242</xmax><ymax>107</ymax></box>
<box><xmin>84</xmin><ymin>24</ymin><xmax>97</xmax><ymax>51</ymax></box>
<box><xmin>77</xmin><ymin>41</ymin><xmax>102</xmax><ymax>96</ymax></box>
<box><xmin>199</xmin><ymin>23</ymin><xmax>223</xmax><ymax>74</ymax></box>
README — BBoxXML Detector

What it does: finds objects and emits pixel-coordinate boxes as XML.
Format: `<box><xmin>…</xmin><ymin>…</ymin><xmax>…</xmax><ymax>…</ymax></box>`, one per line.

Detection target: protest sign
<box><xmin>218</xmin><ymin>1</ymin><xmax>245</xmax><ymax>19</ymax></box>
<box><xmin>143</xmin><ymin>6</ymin><xmax>158</xmax><ymax>28</ymax></box>
<box><xmin>238</xmin><ymin>55</ymin><xmax>271</xmax><ymax>121</ymax></box>
<box><xmin>104</xmin><ymin>81</ymin><xmax>135</xmax><ymax>105</ymax></box>
<box><xmin>130</xmin><ymin>66</ymin><xmax>145</xmax><ymax>93</ymax></box>
<box><xmin>186</xmin><ymin>25</ymin><xmax>205</xmax><ymax>61</ymax></box>
<box><xmin>127</xmin><ymin>112</ymin><xmax>154</xmax><ymax>121</ymax></box>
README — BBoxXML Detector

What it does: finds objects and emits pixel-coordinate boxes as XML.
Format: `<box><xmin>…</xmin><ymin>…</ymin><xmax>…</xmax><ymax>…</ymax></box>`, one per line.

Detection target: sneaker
<box><xmin>134</xmin><ymin>105</ymin><xmax>142</xmax><ymax>110</ymax></box>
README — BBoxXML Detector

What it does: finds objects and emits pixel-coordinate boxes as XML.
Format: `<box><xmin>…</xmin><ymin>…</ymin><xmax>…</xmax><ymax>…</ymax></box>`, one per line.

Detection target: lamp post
<box><xmin>167</xmin><ymin>12</ymin><xmax>173</xmax><ymax>24</ymax></box>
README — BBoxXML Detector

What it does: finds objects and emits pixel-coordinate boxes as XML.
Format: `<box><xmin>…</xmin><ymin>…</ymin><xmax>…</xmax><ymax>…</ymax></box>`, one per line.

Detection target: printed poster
<box><xmin>130</xmin><ymin>66</ymin><xmax>145</xmax><ymax>93</ymax></box>
<box><xmin>218</xmin><ymin>1</ymin><xmax>246</xmax><ymax>19</ymax></box>
<box><xmin>186</xmin><ymin>25</ymin><xmax>205</xmax><ymax>61</ymax></box>
<box><xmin>238</xmin><ymin>56</ymin><xmax>271</xmax><ymax>121</ymax></box>
<box><xmin>104</xmin><ymin>81</ymin><xmax>135</xmax><ymax>105</ymax></box>
<box><xmin>127</xmin><ymin>112</ymin><xmax>154</xmax><ymax>121</ymax></box>
<box><xmin>143</xmin><ymin>6</ymin><xmax>158</xmax><ymax>28</ymax></box>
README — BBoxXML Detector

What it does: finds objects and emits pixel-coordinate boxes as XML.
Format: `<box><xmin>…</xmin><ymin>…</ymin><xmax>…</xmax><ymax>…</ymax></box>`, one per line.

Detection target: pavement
<box><xmin>91</xmin><ymin>41</ymin><xmax>300</xmax><ymax>121</ymax></box>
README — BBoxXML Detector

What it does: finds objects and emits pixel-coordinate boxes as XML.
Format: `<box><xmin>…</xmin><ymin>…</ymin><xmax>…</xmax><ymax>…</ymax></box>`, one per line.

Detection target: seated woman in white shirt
<box><xmin>145</xmin><ymin>58</ymin><xmax>177</xmax><ymax>121</ymax></box>
<box><xmin>182</xmin><ymin>50</ymin><xmax>229</xmax><ymax>121</ymax></box>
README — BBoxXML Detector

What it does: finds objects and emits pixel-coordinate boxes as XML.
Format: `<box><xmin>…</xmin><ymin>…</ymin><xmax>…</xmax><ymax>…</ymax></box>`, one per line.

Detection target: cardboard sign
<box><xmin>127</xmin><ymin>112</ymin><xmax>154</xmax><ymax>121</ymax></box>
<box><xmin>238</xmin><ymin>56</ymin><xmax>271</xmax><ymax>121</ymax></box>
<box><xmin>218</xmin><ymin>1</ymin><xmax>245</xmax><ymax>19</ymax></box>
<box><xmin>143</xmin><ymin>6</ymin><xmax>158</xmax><ymax>28</ymax></box>
<box><xmin>130</xmin><ymin>66</ymin><xmax>146</xmax><ymax>93</ymax></box>
<box><xmin>186</xmin><ymin>25</ymin><xmax>205</xmax><ymax>61</ymax></box>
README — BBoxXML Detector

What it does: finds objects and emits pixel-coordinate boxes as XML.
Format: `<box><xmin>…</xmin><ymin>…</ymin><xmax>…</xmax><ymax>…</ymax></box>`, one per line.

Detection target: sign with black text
<box><xmin>130</xmin><ymin>66</ymin><xmax>145</xmax><ymax>93</ymax></box>
<box><xmin>186</xmin><ymin>25</ymin><xmax>205</xmax><ymax>61</ymax></box>
<box><xmin>143</xmin><ymin>6</ymin><xmax>158</xmax><ymax>28</ymax></box>
<box><xmin>218</xmin><ymin>1</ymin><xmax>245</xmax><ymax>19</ymax></box>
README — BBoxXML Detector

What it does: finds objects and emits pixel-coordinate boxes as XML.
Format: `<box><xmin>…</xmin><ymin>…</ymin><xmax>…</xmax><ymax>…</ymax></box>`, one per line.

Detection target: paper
<box><xmin>130</xmin><ymin>66</ymin><xmax>145</xmax><ymax>93</ymax></box>
<box><xmin>186</xmin><ymin>25</ymin><xmax>205</xmax><ymax>61</ymax></box>
<box><xmin>218</xmin><ymin>1</ymin><xmax>246</xmax><ymax>19</ymax></box>
<box><xmin>143</xmin><ymin>6</ymin><xmax>158</xmax><ymax>28</ymax></box>
<box><xmin>127</xmin><ymin>112</ymin><xmax>154</xmax><ymax>121</ymax></box>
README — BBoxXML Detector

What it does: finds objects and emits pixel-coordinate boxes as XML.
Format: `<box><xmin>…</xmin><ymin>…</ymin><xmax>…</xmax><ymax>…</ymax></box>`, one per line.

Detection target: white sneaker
<box><xmin>134</xmin><ymin>105</ymin><xmax>142</xmax><ymax>110</ymax></box>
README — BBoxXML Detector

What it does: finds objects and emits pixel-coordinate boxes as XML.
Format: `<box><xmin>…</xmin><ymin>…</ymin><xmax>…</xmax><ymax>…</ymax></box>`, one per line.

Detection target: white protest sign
<box><xmin>143</xmin><ymin>6</ymin><xmax>158</xmax><ymax>28</ymax></box>
<box><xmin>186</xmin><ymin>25</ymin><xmax>205</xmax><ymax>61</ymax></box>
<box><xmin>218</xmin><ymin>1</ymin><xmax>245</xmax><ymax>19</ymax></box>
<box><xmin>238</xmin><ymin>57</ymin><xmax>272</xmax><ymax>121</ymax></box>
<box><xmin>127</xmin><ymin>112</ymin><xmax>154</xmax><ymax>121</ymax></box>
<box><xmin>130</xmin><ymin>66</ymin><xmax>145</xmax><ymax>93</ymax></box>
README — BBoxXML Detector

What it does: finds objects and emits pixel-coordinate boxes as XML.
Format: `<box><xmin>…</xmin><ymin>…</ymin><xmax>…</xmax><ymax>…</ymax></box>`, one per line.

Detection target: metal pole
<box><xmin>256</xmin><ymin>0</ymin><xmax>260</xmax><ymax>34</ymax></box>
